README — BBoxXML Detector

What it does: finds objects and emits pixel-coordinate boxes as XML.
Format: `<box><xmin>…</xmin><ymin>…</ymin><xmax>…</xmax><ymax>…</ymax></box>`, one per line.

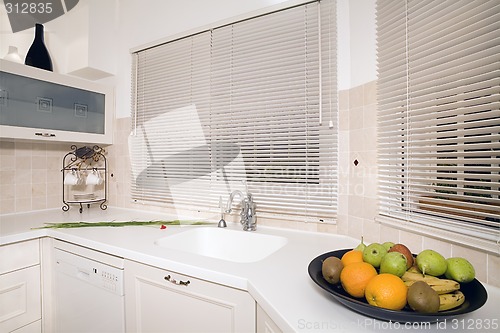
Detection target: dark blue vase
<box><xmin>25</xmin><ymin>23</ymin><xmax>53</xmax><ymax>71</ymax></box>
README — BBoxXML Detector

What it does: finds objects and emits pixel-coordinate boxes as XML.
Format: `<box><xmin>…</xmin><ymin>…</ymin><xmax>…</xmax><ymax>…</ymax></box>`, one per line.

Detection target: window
<box><xmin>130</xmin><ymin>0</ymin><xmax>337</xmax><ymax>223</ymax></box>
<box><xmin>377</xmin><ymin>0</ymin><xmax>500</xmax><ymax>250</ymax></box>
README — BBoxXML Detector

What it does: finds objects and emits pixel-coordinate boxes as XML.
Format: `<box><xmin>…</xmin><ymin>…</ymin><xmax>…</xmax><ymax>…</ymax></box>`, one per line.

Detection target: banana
<box><xmin>402</xmin><ymin>271</ymin><xmax>461</xmax><ymax>294</ymax></box>
<box><xmin>402</xmin><ymin>271</ymin><xmax>440</xmax><ymax>283</ymax></box>
<box><xmin>429</xmin><ymin>279</ymin><xmax>461</xmax><ymax>294</ymax></box>
<box><xmin>439</xmin><ymin>291</ymin><xmax>465</xmax><ymax>311</ymax></box>
<box><xmin>407</xmin><ymin>266</ymin><xmax>421</xmax><ymax>274</ymax></box>
<box><xmin>404</xmin><ymin>279</ymin><xmax>460</xmax><ymax>294</ymax></box>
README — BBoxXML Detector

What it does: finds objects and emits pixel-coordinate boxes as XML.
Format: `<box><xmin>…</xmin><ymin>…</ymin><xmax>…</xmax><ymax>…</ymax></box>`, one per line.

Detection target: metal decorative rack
<box><xmin>62</xmin><ymin>145</ymin><xmax>108</xmax><ymax>213</ymax></box>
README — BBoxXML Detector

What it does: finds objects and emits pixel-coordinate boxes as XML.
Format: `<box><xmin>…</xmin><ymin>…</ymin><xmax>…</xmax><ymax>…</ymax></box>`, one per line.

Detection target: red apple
<box><xmin>388</xmin><ymin>243</ymin><xmax>414</xmax><ymax>269</ymax></box>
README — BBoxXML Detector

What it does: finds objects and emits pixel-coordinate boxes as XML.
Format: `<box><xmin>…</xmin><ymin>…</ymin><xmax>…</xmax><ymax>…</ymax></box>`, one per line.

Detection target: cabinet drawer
<box><xmin>0</xmin><ymin>239</ymin><xmax>39</xmax><ymax>275</ymax></box>
<box><xmin>0</xmin><ymin>265</ymin><xmax>41</xmax><ymax>332</ymax></box>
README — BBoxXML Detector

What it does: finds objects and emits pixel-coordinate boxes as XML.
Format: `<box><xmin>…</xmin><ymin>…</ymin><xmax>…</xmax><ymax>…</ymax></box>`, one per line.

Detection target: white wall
<box><xmin>337</xmin><ymin>0</ymin><xmax>378</xmax><ymax>91</ymax></box>
<box><xmin>1</xmin><ymin>0</ymin><xmax>377</xmax><ymax>116</ymax></box>
<box><xmin>346</xmin><ymin>0</ymin><xmax>377</xmax><ymax>89</ymax></box>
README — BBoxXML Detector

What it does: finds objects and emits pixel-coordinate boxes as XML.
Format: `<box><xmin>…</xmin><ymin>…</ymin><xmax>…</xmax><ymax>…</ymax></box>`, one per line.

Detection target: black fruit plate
<box><xmin>308</xmin><ymin>249</ymin><xmax>488</xmax><ymax>323</ymax></box>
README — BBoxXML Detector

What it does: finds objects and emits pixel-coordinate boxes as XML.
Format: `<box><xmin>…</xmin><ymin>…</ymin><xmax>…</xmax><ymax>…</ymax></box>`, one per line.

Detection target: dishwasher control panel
<box><xmin>54</xmin><ymin>247</ymin><xmax>124</xmax><ymax>296</ymax></box>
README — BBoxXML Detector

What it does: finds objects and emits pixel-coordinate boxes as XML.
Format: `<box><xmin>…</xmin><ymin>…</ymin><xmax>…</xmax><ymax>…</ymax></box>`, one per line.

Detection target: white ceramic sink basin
<box><xmin>155</xmin><ymin>227</ymin><xmax>287</xmax><ymax>263</ymax></box>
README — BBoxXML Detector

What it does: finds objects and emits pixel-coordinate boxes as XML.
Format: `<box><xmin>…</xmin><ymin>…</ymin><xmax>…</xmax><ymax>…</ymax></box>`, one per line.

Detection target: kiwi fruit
<box><xmin>407</xmin><ymin>281</ymin><xmax>440</xmax><ymax>313</ymax></box>
<box><xmin>322</xmin><ymin>256</ymin><xmax>343</xmax><ymax>285</ymax></box>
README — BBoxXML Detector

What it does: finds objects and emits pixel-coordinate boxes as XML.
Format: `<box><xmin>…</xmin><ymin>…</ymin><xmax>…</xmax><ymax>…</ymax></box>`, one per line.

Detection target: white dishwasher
<box><xmin>53</xmin><ymin>240</ymin><xmax>125</xmax><ymax>333</ymax></box>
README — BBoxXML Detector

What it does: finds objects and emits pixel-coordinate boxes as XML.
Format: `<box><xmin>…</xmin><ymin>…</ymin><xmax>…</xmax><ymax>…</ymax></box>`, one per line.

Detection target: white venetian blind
<box><xmin>130</xmin><ymin>0</ymin><xmax>337</xmax><ymax>222</ymax></box>
<box><xmin>377</xmin><ymin>0</ymin><xmax>500</xmax><ymax>241</ymax></box>
<box><xmin>130</xmin><ymin>32</ymin><xmax>213</xmax><ymax>209</ymax></box>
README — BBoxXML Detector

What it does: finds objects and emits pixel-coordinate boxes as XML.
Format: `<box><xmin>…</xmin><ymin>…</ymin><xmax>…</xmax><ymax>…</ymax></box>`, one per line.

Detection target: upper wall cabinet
<box><xmin>0</xmin><ymin>60</ymin><xmax>114</xmax><ymax>145</ymax></box>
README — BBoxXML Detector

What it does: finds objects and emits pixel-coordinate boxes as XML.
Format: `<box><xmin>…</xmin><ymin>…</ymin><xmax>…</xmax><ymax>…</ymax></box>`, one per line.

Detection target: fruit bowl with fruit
<box><xmin>308</xmin><ymin>241</ymin><xmax>488</xmax><ymax>323</ymax></box>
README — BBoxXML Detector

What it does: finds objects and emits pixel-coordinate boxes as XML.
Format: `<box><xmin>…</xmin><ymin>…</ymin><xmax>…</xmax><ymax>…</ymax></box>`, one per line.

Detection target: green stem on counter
<box><xmin>33</xmin><ymin>220</ymin><xmax>214</xmax><ymax>229</ymax></box>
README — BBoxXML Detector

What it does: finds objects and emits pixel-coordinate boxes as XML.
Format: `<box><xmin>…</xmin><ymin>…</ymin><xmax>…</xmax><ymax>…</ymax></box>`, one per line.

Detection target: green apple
<box><xmin>388</xmin><ymin>243</ymin><xmax>414</xmax><ymax>269</ymax></box>
<box><xmin>379</xmin><ymin>252</ymin><xmax>407</xmax><ymax>277</ymax></box>
<box><xmin>362</xmin><ymin>243</ymin><xmax>388</xmax><ymax>268</ymax></box>
<box><xmin>382</xmin><ymin>241</ymin><xmax>395</xmax><ymax>251</ymax></box>
<box><xmin>445</xmin><ymin>257</ymin><xmax>475</xmax><ymax>283</ymax></box>
<box><xmin>416</xmin><ymin>249</ymin><xmax>447</xmax><ymax>276</ymax></box>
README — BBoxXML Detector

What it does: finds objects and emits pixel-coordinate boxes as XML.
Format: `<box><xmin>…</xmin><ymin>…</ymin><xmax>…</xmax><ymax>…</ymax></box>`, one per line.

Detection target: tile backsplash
<box><xmin>0</xmin><ymin>141</ymin><xmax>67</xmax><ymax>213</ymax></box>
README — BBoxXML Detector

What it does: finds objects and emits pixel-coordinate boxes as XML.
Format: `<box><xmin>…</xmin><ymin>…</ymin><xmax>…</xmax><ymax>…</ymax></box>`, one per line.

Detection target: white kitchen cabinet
<box><xmin>256</xmin><ymin>304</ymin><xmax>282</xmax><ymax>333</ymax></box>
<box><xmin>0</xmin><ymin>59</ymin><xmax>114</xmax><ymax>144</ymax></box>
<box><xmin>0</xmin><ymin>239</ymin><xmax>41</xmax><ymax>333</ymax></box>
<box><xmin>124</xmin><ymin>260</ymin><xmax>256</xmax><ymax>333</ymax></box>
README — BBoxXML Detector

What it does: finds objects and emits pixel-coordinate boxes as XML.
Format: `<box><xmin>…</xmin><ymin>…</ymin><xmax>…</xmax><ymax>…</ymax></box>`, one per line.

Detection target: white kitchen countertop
<box><xmin>1</xmin><ymin>207</ymin><xmax>499</xmax><ymax>332</ymax></box>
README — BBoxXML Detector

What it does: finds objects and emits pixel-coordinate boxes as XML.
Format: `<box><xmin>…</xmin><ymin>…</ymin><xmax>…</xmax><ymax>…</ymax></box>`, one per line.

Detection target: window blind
<box><xmin>131</xmin><ymin>0</ymin><xmax>337</xmax><ymax>222</ymax></box>
<box><xmin>377</xmin><ymin>0</ymin><xmax>500</xmax><ymax>241</ymax></box>
<box><xmin>130</xmin><ymin>32</ymin><xmax>213</xmax><ymax>209</ymax></box>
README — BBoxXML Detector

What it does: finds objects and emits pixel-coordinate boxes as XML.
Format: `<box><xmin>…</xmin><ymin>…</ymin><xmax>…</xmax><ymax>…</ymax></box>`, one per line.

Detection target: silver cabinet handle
<box><xmin>164</xmin><ymin>275</ymin><xmax>190</xmax><ymax>286</ymax></box>
<box><xmin>35</xmin><ymin>132</ymin><xmax>56</xmax><ymax>137</ymax></box>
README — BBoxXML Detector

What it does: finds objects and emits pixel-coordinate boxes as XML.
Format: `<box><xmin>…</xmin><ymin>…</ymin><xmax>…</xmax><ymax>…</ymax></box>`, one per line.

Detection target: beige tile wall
<box><xmin>336</xmin><ymin>81</ymin><xmax>379</xmax><ymax>240</ymax></box>
<box><xmin>0</xmin><ymin>141</ymin><xmax>67</xmax><ymax>213</ymax></box>
<box><xmin>106</xmin><ymin>117</ymin><xmax>133</xmax><ymax>208</ymax></box>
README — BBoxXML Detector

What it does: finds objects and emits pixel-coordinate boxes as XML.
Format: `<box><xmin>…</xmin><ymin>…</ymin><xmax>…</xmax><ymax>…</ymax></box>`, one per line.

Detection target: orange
<box><xmin>340</xmin><ymin>250</ymin><xmax>364</xmax><ymax>267</ymax></box>
<box><xmin>365</xmin><ymin>273</ymin><xmax>408</xmax><ymax>311</ymax></box>
<box><xmin>340</xmin><ymin>261</ymin><xmax>377</xmax><ymax>298</ymax></box>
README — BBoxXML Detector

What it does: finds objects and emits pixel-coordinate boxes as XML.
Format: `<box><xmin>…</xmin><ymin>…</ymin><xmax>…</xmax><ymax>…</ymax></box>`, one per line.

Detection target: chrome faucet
<box><xmin>240</xmin><ymin>193</ymin><xmax>257</xmax><ymax>231</ymax></box>
<box><xmin>219</xmin><ymin>189</ymin><xmax>257</xmax><ymax>231</ymax></box>
<box><xmin>226</xmin><ymin>190</ymin><xmax>245</xmax><ymax>213</ymax></box>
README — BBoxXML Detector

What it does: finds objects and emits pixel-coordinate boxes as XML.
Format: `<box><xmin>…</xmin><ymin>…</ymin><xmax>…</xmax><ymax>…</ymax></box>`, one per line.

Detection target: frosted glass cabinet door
<box><xmin>0</xmin><ymin>60</ymin><xmax>113</xmax><ymax>144</ymax></box>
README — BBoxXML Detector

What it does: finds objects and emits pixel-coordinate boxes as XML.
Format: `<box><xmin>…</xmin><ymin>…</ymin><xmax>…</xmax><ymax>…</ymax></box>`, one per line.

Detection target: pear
<box><xmin>354</xmin><ymin>236</ymin><xmax>367</xmax><ymax>252</ymax></box>
<box><xmin>382</xmin><ymin>241</ymin><xmax>395</xmax><ymax>251</ymax></box>
<box><xmin>416</xmin><ymin>249</ymin><xmax>447</xmax><ymax>277</ymax></box>
<box><xmin>388</xmin><ymin>243</ymin><xmax>414</xmax><ymax>269</ymax></box>
<box><xmin>445</xmin><ymin>257</ymin><xmax>475</xmax><ymax>283</ymax></box>
<box><xmin>379</xmin><ymin>252</ymin><xmax>407</xmax><ymax>277</ymax></box>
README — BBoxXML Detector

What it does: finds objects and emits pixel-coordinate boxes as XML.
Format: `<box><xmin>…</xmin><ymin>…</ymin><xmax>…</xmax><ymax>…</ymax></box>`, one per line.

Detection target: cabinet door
<box><xmin>11</xmin><ymin>320</ymin><xmax>41</xmax><ymax>333</ymax></box>
<box><xmin>256</xmin><ymin>304</ymin><xmax>282</xmax><ymax>333</ymax></box>
<box><xmin>125</xmin><ymin>260</ymin><xmax>255</xmax><ymax>333</ymax></box>
<box><xmin>0</xmin><ymin>59</ymin><xmax>113</xmax><ymax>144</ymax></box>
<box><xmin>0</xmin><ymin>265</ymin><xmax>41</xmax><ymax>333</ymax></box>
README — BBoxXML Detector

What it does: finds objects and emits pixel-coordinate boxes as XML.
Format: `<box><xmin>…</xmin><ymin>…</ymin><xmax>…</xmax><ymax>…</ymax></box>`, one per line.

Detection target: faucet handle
<box><xmin>240</xmin><ymin>199</ymin><xmax>249</xmax><ymax>217</ymax></box>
